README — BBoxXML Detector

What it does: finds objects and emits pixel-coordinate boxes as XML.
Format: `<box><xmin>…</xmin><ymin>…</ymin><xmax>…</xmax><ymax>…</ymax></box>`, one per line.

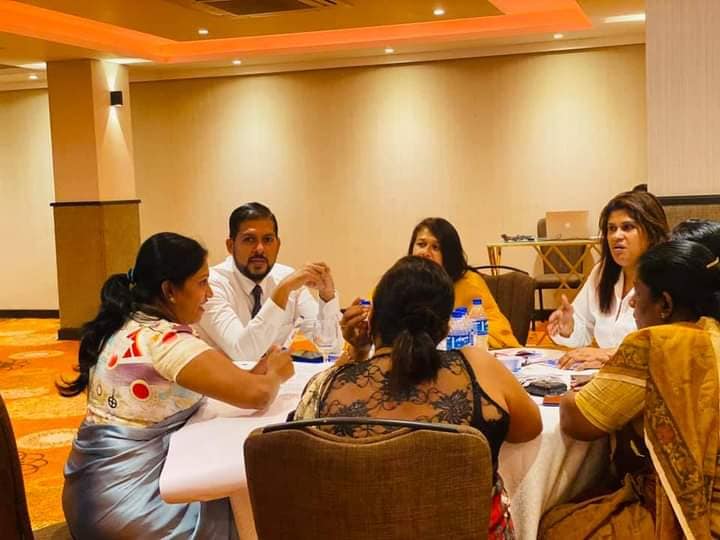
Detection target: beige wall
<box><xmin>132</xmin><ymin>44</ymin><xmax>647</xmax><ymax>300</ymax></box>
<box><xmin>0</xmin><ymin>44</ymin><xmax>647</xmax><ymax>309</ymax></box>
<box><xmin>0</xmin><ymin>90</ymin><xmax>58</xmax><ymax>309</ymax></box>
<box><xmin>647</xmin><ymin>0</ymin><xmax>720</xmax><ymax>196</ymax></box>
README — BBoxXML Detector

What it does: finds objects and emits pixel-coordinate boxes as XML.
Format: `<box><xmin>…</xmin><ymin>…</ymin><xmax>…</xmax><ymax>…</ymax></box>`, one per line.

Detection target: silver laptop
<box><xmin>545</xmin><ymin>210</ymin><xmax>590</xmax><ymax>240</ymax></box>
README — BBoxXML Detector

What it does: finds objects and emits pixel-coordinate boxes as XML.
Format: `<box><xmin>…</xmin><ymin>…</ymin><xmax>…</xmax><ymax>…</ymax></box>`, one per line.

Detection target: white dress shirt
<box><xmin>550</xmin><ymin>263</ymin><xmax>636</xmax><ymax>349</ymax></box>
<box><xmin>195</xmin><ymin>256</ymin><xmax>341</xmax><ymax>363</ymax></box>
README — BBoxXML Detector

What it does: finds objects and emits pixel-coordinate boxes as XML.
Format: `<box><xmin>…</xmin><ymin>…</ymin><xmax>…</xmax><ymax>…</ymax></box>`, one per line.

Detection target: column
<box><xmin>47</xmin><ymin>59</ymin><xmax>140</xmax><ymax>338</ymax></box>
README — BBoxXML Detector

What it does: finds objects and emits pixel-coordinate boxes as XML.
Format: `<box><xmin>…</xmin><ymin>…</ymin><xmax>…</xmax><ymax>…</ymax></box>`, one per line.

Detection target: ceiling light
<box><xmin>553</xmin><ymin>33</ymin><xmax>564</xmax><ymax>39</ymax></box>
<box><xmin>28</xmin><ymin>74</ymin><xmax>39</xmax><ymax>80</ymax></box>
<box><xmin>197</xmin><ymin>28</ymin><xmax>209</xmax><ymax>36</ymax></box>
<box><xmin>384</xmin><ymin>47</ymin><xmax>395</xmax><ymax>54</ymax></box>
<box><xmin>604</xmin><ymin>13</ymin><xmax>645</xmax><ymax>23</ymax></box>
<box><xmin>232</xmin><ymin>59</ymin><xmax>242</xmax><ymax>65</ymax></box>
<box><xmin>433</xmin><ymin>7</ymin><xmax>445</xmax><ymax>16</ymax></box>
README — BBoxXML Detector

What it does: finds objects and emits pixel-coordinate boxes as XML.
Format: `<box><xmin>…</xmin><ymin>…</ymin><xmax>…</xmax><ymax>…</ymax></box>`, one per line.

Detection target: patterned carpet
<box><xmin>0</xmin><ymin>317</ymin><xmax>551</xmax><ymax>531</ymax></box>
<box><xmin>0</xmin><ymin>318</ymin><xmax>83</xmax><ymax>530</ymax></box>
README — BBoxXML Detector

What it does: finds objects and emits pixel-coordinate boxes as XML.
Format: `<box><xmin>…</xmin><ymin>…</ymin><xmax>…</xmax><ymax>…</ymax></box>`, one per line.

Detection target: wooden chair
<box><xmin>1</xmin><ymin>393</ymin><xmax>72</xmax><ymax>540</ymax></box>
<box><xmin>534</xmin><ymin>218</ymin><xmax>586</xmax><ymax>320</ymax></box>
<box><xmin>244</xmin><ymin>418</ymin><xmax>493</xmax><ymax>540</ymax></box>
<box><xmin>472</xmin><ymin>265</ymin><xmax>535</xmax><ymax>345</ymax></box>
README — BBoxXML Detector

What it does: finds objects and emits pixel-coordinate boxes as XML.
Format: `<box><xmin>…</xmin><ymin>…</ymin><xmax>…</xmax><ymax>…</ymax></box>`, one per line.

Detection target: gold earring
<box><xmin>170</xmin><ymin>296</ymin><xmax>176</xmax><ymax>303</ymax></box>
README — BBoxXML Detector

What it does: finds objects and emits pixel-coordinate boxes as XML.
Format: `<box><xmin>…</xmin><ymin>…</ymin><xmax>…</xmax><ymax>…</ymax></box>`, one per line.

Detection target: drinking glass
<box><xmin>313</xmin><ymin>319</ymin><xmax>340</xmax><ymax>362</ymax></box>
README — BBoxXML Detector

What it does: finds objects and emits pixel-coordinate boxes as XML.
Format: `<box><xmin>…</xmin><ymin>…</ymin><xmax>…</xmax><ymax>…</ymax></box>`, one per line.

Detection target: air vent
<box><xmin>175</xmin><ymin>0</ymin><xmax>351</xmax><ymax>17</ymax></box>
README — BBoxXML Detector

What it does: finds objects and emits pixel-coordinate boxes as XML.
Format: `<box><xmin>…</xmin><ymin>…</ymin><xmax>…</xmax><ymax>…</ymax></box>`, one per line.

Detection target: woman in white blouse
<box><xmin>548</xmin><ymin>190</ymin><xmax>669</xmax><ymax>368</ymax></box>
<box><xmin>59</xmin><ymin>232</ymin><xmax>294</xmax><ymax>539</ymax></box>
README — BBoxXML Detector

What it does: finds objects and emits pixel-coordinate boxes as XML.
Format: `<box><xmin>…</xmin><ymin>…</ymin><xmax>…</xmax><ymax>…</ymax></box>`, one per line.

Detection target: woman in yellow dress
<box><xmin>540</xmin><ymin>239</ymin><xmax>720</xmax><ymax>539</ymax></box>
<box><xmin>408</xmin><ymin>217</ymin><xmax>522</xmax><ymax>348</ymax></box>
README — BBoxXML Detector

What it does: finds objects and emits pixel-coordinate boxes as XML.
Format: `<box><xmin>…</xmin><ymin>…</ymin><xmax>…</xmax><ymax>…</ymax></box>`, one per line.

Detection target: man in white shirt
<box><xmin>196</xmin><ymin>202</ymin><xmax>341</xmax><ymax>362</ymax></box>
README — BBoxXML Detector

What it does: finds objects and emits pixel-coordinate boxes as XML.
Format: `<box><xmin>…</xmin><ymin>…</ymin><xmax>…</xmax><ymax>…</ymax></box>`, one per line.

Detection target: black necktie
<box><xmin>250</xmin><ymin>285</ymin><xmax>262</xmax><ymax>319</ymax></box>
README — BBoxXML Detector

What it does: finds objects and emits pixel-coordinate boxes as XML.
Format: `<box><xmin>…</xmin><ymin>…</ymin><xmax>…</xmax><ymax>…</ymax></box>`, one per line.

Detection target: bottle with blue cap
<box><xmin>469</xmin><ymin>298</ymin><xmax>489</xmax><ymax>351</ymax></box>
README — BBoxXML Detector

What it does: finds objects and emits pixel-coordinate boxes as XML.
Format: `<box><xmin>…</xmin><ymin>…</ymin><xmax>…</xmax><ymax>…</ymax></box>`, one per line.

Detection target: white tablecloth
<box><xmin>160</xmin><ymin>362</ymin><xmax>326</xmax><ymax>540</ymax></box>
<box><xmin>160</xmin><ymin>352</ymin><xmax>608</xmax><ymax>540</ymax></box>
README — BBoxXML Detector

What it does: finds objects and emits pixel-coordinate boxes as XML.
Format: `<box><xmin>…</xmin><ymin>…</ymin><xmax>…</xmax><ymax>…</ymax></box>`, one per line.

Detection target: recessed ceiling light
<box><xmin>433</xmin><ymin>7</ymin><xmax>445</xmax><ymax>16</ymax></box>
<box><xmin>384</xmin><ymin>47</ymin><xmax>395</xmax><ymax>54</ymax></box>
<box><xmin>605</xmin><ymin>13</ymin><xmax>645</xmax><ymax>23</ymax></box>
<box><xmin>553</xmin><ymin>33</ymin><xmax>564</xmax><ymax>39</ymax></box>
<box><xmin>232</xmin><ymin>59</ymin><xmax>242</xmax><ymax>65</ymax></box>
<box><xmin>28</xmin><ymin>74</ymin><xmax>39</xmax><ymax>80</ymax></box>
<box><xmin>197</xmin><ymin>28</ymin><xmax>209</xmax><ymax>36</ymax></box>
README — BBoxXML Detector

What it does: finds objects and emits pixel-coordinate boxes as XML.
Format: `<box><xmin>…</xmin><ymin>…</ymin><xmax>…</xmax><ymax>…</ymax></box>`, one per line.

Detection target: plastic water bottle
<box><xmin>447</xmin><ymin>309</ymin><xmax>472</xmax><ymax>350</ymax></box>
<box><xmin>456</xmin><ymin>306</ymin><xmax>474</xmax><ymax>347</ymax></box>
<box><xmin>469</xmin><ymin>298</ymin><xmax>489</xmax><ymax>351</ymax></box>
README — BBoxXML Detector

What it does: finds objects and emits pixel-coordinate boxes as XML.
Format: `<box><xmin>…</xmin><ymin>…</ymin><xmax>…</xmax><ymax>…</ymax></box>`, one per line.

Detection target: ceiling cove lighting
<box><xmin>19</xmin><ymin>62</ymin><xmax>46</xmax><ymax>70</ymax></box>
<box><xmin>107</xmin><ymin>58</ymin><xmax>152</xmax><ymax>65</ymax></box>
<box><xmin>553</xmin><ymin>33</ymin><xmax>564</xmax><ymax>39</ymax></box>
<box><xmin>433</xmin><ymin>7</ymin><xmax>446</xmax><ymax>16</ymax></box>
<box><xmin>197</xmin><ymin>28</ymin><xmax>209</xmax><ymax>35</ymax></box>
<box><xmin>604</xmin><ymin>13</ymin><xmax>645</xmax><ymax>23</ymax></box>
<box><xmin>384</xmin><ymin>47</ymin><xmax>395</xmax><ymax>54</ymax></box>
<box><xmin>232</xmin><ymin>59</ymin><xmax>242</xmax><ymax>65</ymax></box>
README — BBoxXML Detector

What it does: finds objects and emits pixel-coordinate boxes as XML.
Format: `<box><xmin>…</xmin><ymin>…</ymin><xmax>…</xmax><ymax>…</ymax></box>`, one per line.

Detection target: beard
<box><xmin>235</xmin><ymin>254</ymin><xmax>274</xmax><ymax>282</ymax></box>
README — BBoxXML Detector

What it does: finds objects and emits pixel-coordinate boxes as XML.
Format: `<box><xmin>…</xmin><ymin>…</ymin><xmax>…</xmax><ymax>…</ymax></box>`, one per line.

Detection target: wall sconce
<box><xmin>110</xmin><ymin>90</ymin><xmax>124</xmax><ymax>107</ymax></box>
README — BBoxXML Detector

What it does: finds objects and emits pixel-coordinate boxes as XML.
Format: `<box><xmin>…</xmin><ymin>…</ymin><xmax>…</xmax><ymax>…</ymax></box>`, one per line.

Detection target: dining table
<box><xmin>160</xmin><ymin>349</ymin><xmax>609</xmax><ymax>540</ymax></box>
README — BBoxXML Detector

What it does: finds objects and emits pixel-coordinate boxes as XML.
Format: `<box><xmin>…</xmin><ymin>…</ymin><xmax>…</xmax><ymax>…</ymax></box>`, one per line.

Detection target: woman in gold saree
<box><xmin>540</xmin><ymin>239</ymin><xmax>720</xmax><ymax>539</ymax></box>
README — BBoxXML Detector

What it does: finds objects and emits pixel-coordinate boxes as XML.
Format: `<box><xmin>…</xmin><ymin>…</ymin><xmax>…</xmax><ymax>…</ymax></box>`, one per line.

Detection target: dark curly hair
<box><xmin>671</xmin><ymin>219</ymin><xmax>720</xmax><ymax>257</ymax></box>
<box><xmin>638</xmin><ymin>240</ymin><xmax>720</xmax><ymax>321</ymax></box>
<box><xmin>371</xmin><ymin>256</ymin><xmax>455</xmax><ymax>395</ymax></box>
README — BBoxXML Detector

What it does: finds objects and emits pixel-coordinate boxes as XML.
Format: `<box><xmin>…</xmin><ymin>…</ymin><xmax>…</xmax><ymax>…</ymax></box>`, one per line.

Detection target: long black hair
<box><xmin>637</xmin><ymin>240</ymin><xmax>720</xmax><ymax>321</ymax></box>
<box><xmin>407</xmin><ymin>217</ymin><xmax>470</xmax><ymax>282</ymax></box>
<box><xmin>57</xmin><ymin>232</ymin><xmax>208</xmax><ymax>397</ymax></box>
<box><xmin>597</xmin><ymin>191</ymin><xmax>669</xmax><ymax>313</ymax></box>
<box><xmin>371</xmin><ymin>256</ymin><xmax>455</xmax><ymax>395</ymax></box>
<box><xmin>671</xmin><ymin>219</ymin><xmax>720</xmax><ymax>257</ymax></box>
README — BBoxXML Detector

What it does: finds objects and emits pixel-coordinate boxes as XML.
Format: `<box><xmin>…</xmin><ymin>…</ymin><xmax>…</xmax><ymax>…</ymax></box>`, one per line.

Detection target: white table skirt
<box><xmin>498</xmin><ymin>405</ymin><xmax>608</xmax><ymax>539</ymax></box>
<box><xmin>160</xmin><ymin>353</ymin><xmax>608</xmax><ymax>540</ymax></box>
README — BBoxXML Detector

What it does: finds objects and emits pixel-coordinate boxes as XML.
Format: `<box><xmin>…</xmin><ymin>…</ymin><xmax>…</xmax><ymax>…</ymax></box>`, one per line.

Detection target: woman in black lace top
<box><xmin>294</xmin><ymin>256</ymin><xmax>541</xmax><ymax>539</ymax></box>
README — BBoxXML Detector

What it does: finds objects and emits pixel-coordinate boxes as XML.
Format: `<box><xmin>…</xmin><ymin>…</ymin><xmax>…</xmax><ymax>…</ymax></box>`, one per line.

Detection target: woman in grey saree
<box><xmin>63</xmin><ymin>403</ymin><xmax>236</xmax><ymax>539</ymax></box>
<box><xmin>58</xmin><ymin>233</ymin><xmax>294</xmax><ymax>539</ymax></box>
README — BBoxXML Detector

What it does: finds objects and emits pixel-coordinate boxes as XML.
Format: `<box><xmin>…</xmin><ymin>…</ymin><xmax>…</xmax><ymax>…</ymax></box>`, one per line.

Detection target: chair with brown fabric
<box><xmin>471</xmin><ymin>265</ymin><xmax>535</xmax><ymax>345</ymax></box>
<box><xmin>1</xmin><ymin>392</ymin><xmax>33</xmax><ymax>540</ymax></box>
<box><xmin>244</xmin><ymin>417</ymin><xmax>493</xmax><ymax>540</ymax></box>
<box><xmin>1</xmin><ymin>393</ymin><xmax>72</xmax><ymax>540</ymax></box>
